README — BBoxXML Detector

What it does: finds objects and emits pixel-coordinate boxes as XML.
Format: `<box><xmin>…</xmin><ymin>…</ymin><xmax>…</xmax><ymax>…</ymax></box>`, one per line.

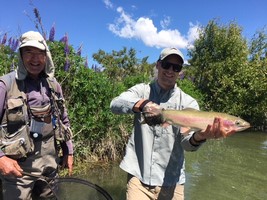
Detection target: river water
<box><xmin>82</xmin><ymin>131</ymin><xmax>267</xmax><ymax>200</ymax></box>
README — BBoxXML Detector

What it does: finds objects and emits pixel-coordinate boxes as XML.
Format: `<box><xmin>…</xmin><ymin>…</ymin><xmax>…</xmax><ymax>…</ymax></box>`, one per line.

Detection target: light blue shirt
<box><xmin>110</xmin><ymin>81</ymin><xmax>202</xmax><ymax>186</ymax></box>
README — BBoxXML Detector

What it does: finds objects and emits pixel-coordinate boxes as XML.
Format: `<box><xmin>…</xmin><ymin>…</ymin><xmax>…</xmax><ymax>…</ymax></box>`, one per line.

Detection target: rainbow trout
<box><xmin>161</xmin><ymin>108</ymin><xmax>250</xmax><ymax>132</ymax></box>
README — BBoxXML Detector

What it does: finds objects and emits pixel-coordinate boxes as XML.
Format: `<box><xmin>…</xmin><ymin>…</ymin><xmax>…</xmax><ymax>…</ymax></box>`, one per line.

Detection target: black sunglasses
<box><xmin>160</xmin><ymin>61</ymin><xmax>183</xmax><ymax>72</ymax></box>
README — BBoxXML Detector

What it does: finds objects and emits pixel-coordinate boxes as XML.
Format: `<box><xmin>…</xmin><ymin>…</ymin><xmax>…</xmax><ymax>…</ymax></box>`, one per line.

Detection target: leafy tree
<box><xmin>92</xmin><ymin>47</ymin><xmax>153</xmax><ymax>82</ymax></box>
<box><xmin>0</xmin><ymin>35</ymin><xmax>19</xmax><ymax>75</ymax></box>
<box><xmin>188</xmin><ymin>20</ymin><xmax>267</xmax><ymax>128</ymax></box>
<box><xmin>188</xmin><ymin>20</ymin><xmax>249</xmax><ymax>113</ymax></box>
<box><xmin>47</xmin><ymin>40</ymin><xmax>133</xmax><ymax>159</ymax></box>
<box><xmin>246</xmin><ymin>29</ymin><xmax>267</xmax><ymax>128</ymax></box>
<box><xmin>249</xmin><ymin>28</ymin><xmax>267</xmax><ymax>60</ymax></box>
<box><xmin>177</xmin><ymin>75</ymin><xmax>205</xmax><ymax>109</ymax></box>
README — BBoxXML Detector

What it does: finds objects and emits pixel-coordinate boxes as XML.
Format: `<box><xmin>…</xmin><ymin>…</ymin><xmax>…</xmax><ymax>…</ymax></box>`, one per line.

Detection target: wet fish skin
<box><xmin>162</xmin><ymin>108</ymin><xmax>251</xmax><ymax>132</ymax></box>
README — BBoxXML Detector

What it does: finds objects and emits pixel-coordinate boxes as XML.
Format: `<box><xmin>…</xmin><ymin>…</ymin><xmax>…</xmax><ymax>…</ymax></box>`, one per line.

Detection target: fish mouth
<box><xmin>236</xmin><ymin>123</ymin><xmax>251</xmax><ymax>132</ymax></box>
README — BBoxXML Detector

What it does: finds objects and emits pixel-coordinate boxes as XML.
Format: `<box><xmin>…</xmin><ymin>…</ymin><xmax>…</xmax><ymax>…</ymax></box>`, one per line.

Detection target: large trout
<box><xmin>160</xmin><ymin>108</ymin><xmax>250</xmax><ymax>132</ymax></box>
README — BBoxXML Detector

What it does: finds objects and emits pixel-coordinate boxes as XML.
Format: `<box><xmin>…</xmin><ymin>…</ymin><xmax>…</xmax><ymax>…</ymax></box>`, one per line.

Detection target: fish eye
<box><xmin>235</xmin><ymin>120</ymin><xmax>241</xmax><ymax>126</ymax></box>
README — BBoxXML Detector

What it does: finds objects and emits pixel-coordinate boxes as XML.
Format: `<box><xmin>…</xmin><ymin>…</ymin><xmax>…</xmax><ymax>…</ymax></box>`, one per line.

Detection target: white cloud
<box><xmin>108</xmin><ymin>7</ymin><xmax>201</xmax><ymax>50</ymax></box>
<box><xmin>160</xmin><ymin>16</ymin><xmax>171</xmax><ymax>29</ymax></box>
<box><xmin>186</xmin><ymin>22</ymin><xmax>202</xmax><ymax>49</ymax></box>
<box><xmin>108</xmin><ymin>7</ymin><xmax>136</xmax><ymax>38</ymax></box>
<box><xmin>103</xmin><ymin>0</ymin><xmax>113</xmax><ymax>9</ymax></box>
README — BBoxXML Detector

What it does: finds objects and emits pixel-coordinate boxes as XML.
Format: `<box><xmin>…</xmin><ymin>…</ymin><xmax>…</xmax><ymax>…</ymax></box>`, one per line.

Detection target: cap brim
<box><xmin>160</xmin><ymin>54</ymin><xmax>184</xmax><ymax>64</ymax></box>
<box><xmin>159</xmin><ymin>48</ymin><xmax>184</xmax><ymax>64</ymax></box>
<box><xmin>20</xmin><ymin>41</ymin><xmax>46</xmax><ymax>50</ymax></box>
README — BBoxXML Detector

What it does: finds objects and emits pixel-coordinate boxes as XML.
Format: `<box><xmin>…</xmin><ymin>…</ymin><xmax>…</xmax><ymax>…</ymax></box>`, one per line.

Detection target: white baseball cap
<box><xmin>159</xmin><ymin>47</ymin><xmax>184</xmax><ymax>64</ymax></box>
<box><xmin>19</xmin><ymin>31</ymin><xmax>46</xmax><ymax>50</ymax></box>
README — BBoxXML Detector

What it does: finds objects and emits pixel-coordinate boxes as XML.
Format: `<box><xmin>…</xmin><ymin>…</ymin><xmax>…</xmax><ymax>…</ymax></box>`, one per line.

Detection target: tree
<box><xmin>188</xmin><ymin>19</ymin><xmax>267</xmax><ymax>128</ymax></box>
<box><xmin>92</xmin><ymin>47</ymin><xmax>153</xmax><ymax>83</ymax></box>
<box><xmin>246</xmin><ymin>29</ymin><xmax>267</xmax><ymax>128</ymax></box>
<box><xmin>0</xmin><ymin>35</ymin><xmax>19</xmax><ymax>76</ymax></box>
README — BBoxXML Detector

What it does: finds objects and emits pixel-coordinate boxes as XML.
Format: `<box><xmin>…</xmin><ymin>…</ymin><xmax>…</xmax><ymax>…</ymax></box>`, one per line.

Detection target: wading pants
<box><xmin>1</xmin><ymin>135</ymin><xmax>58</xmax><ymax>200</ymax></box>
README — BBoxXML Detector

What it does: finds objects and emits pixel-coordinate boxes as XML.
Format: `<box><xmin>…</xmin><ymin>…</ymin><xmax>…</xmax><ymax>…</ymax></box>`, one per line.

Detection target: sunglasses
<box><xmin>160</xmin><ymin>61</ymin><xmax>183</xmax><ymax>72</ymax></box>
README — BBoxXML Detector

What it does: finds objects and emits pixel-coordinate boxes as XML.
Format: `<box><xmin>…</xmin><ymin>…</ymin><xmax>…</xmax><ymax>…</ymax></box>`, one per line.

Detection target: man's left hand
<box><xmin>61</xmin><ymin>155</ymin><xmax>73</xmax><ymax>176</ymax></box>
<box><xmin>194</xmin><ymin>117</ymin><xmax>236</xmax><ymax>141</ymax></box>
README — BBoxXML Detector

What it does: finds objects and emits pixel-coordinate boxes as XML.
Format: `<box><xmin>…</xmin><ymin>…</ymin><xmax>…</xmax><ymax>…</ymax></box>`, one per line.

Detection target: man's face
<box><xmin>156</xmin><ymin>54</ymin><xmax>183</xmax><ymax>90</ymax></box>
<box><xmin>21</xmin><ymin>46</ymin><xmax>46</xmax><ymax>79</ymax></box>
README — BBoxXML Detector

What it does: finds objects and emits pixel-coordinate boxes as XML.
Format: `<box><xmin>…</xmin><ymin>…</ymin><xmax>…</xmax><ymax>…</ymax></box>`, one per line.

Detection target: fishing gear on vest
<box><xmin>0</xmin><ymin>72</ymin><xmax>33</xmax><ymax>159</ymax></box>
<box><xmin>47</xmin><ymin>78</ymin><xmax>72</xmax><ymax>142</ymax></box>
<box><xmin>0</xmin><ymin>71</ymin><xmax>72</xmax><ymax>159</ymax></box>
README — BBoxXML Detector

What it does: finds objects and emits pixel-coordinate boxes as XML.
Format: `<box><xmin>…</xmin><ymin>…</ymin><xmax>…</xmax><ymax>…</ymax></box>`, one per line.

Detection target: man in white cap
<box><xmin>0</xmin><ymin>31</ymin><xmax>74</xmax><ymax>199</ymax></box>
<box><xmin>110</xmin><ymin>47</ymin><xmax>235</xmax><ymax>199</ymax></box>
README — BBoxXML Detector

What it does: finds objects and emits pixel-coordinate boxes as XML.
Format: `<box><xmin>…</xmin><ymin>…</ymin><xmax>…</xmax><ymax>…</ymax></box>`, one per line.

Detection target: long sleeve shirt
<box><xmin>110</xmin><ymin>81</ymin><xmax>202</xmax><ymax>186</ymax></box>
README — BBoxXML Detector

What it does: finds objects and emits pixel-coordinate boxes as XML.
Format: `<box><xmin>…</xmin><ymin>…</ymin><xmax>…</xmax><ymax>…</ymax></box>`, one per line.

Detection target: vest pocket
<box><xmin>0</xmin><ymin>125</ymin><xmax>34</xmax><ymax>159</ymax></box>
<box><xmin>6</xmin><ymin>97</ymin><xmax>28</xmax><ymax>134</ymax></box>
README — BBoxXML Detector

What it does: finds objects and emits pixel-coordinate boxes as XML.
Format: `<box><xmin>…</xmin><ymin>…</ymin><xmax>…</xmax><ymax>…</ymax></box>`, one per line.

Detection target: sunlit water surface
<box><xmin>79</xmin><ymin>131</ymin><xmax>267</xmax><ymax>200</ymax></box>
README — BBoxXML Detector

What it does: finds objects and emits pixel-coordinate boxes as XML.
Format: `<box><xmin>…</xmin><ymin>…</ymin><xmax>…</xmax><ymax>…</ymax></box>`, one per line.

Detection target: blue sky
<box><xmin>1</xmin><ymin>0</ymin><xmax>266</xmax><ymax>66</ymax></box>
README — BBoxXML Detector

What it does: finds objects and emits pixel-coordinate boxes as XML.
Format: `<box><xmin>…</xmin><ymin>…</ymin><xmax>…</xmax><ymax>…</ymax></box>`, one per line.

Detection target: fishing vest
<box><xmin>0</xmin><ymin>72</ymin><xmax>28</xmax><ymax>134</ymax></box>
<box><xmin>0</xmin><ymin>71</ymin><xmax>71</xmax><ymax>159</ymax></box>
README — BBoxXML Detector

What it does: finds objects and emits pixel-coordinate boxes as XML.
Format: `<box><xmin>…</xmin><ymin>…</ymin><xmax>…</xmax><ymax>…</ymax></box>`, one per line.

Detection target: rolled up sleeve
<box><xmin>110</xmin><ymin>83</ymin><xmax>147</xmax><ymax>114</ymax></box>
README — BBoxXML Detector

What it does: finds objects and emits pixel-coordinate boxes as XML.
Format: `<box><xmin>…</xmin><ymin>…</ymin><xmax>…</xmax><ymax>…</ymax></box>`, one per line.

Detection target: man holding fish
<box><xmin>110</xmin><ymin>47</ymin><xmax>250</xmax><ymax>200</ymax></box>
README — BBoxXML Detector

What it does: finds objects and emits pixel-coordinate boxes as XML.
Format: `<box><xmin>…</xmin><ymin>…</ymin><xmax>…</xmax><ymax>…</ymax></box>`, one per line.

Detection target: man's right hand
<box><xmin>0</xmin><ymin>156</ymin><xmax>23</xmax><ymax>177</ymax></box>
<box><xmin>142</xmin><ymin>102</ymin><xmax>163</xmax><ymax>126</ymax></box>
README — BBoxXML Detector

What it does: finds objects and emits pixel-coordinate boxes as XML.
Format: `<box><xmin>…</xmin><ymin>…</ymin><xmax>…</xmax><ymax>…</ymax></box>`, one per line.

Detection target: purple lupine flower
<box><xmin>84</xmin><ymin>56</ymin><xmax>88</xmax><ymax>68</ymax></box>
<box><xmin>9</xmin><ymin>38</ymin><xmax>15</xmax><ymax>49</ymax></box>
<box><xmin>59</xmin><ymin>33</ymin><xmax>68</xmax><ymax>44</ymax></box>
<box><xmin>11</xmin><ymin>38</ymin><xmax>19</xmax><ymax>52</ymax></box>
<box><xmin>76</xmin><ymin>44</ymin><xmax>82</xmax><ymax>56</ymax></box>
<box><xmin>1</xmin><ymin>33</ymin><xmax>7</xmax><ymax>45</ymax></box>
<box><xmin>14</xmin><ymin>39</ymin><xmax>19</xmax><ymax>51</ymax></box>
<box><xmin>8</xmin><ymin>37</ymin><xmax>12</xmax><ymax>46</ymax></box>
<box><xmin>59</xmin><ymin>36</ymin><xmax>66</xmax><ymax>43</ymax></box>
<box><xmin>49</xmin><ymin>25</ymin><xmax>56</xmax><ymax>42</ymax></box>
<box><xmin>64</xmin><ymin>43</ymin><xmax>70</xmax><ymax>56</ymax></box>
<box><xmin>34</xmin><ymin>8</ymin><xmax>41</xmax><ymax>21</ymax></box>
<box><xmin>64</xmin><ymin>58</ymin><xmax>70</xmax><ymax>71</ymax></box>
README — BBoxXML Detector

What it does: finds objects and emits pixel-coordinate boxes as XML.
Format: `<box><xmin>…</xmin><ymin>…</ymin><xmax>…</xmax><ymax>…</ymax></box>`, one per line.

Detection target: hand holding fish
<box><xmin>192</xmin><ymin>117</ymin><xmax>237</xmax><ymax>143</ymax></box>
<box><xmin>141</xmin><ymin>107</ymin><xmax>250</xmax><ymax>140</ymax></box>
<box><xmin>160</xmin><ymin>108</ymin><xmax>250</xmax><ymax>134</ymax></box>
<box><xmin>142</xmin><ymin>102</ymin><xmax>164</xmax><ymax>126</ymax></box>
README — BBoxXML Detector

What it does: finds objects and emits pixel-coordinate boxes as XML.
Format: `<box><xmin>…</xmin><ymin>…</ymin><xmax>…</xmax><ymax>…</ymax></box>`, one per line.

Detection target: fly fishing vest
<box><xmin>0</xmin><ymin>72</ymin><xmax>33</xmax><ymax>159</ymax></box>
<box><xmin>0</xmin><ymin>71</ymin><xmax>72</xmax><ymax>159</ymax></box>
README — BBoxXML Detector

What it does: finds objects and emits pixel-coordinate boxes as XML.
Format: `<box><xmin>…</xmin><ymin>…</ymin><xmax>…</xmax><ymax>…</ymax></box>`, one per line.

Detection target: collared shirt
<box><xmin>110</xmin><ymin>81</ymin><xmax>202</xmax><ymax>186</ymax></box>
